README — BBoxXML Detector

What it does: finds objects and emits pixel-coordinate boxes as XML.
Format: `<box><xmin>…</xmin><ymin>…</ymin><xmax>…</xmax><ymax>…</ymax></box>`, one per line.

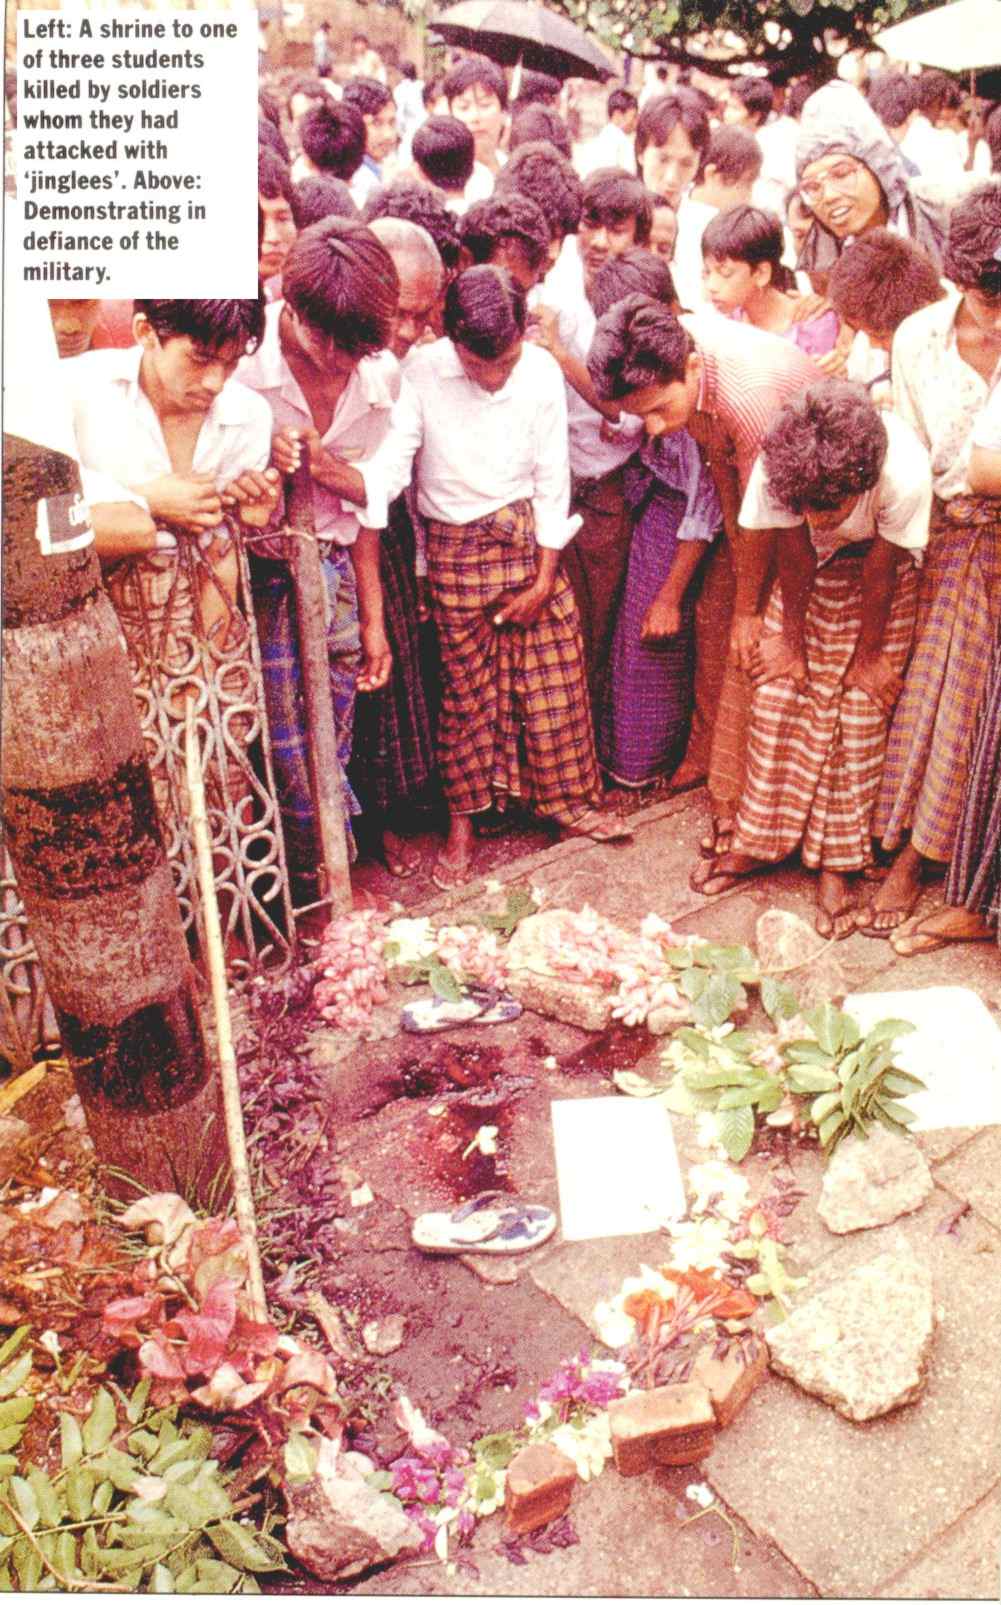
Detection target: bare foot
<box><xmin>383</xmin><ymin>829</ymin><xmax>422</xmax><ymax>878</ymax></box>
<box><xmin>855</xmin><ymin>843</ymin><xmax>924</xmax><ymax>935</ymax></box>
<box><xmin>815</xmin><ymin>870</ymin><xmax>856</xmax><ymax>940</ymax></box>
<box><xmin>690</xmin><ymin>850</ymin><xmax>766</xmax><ymax>896</ymax></box>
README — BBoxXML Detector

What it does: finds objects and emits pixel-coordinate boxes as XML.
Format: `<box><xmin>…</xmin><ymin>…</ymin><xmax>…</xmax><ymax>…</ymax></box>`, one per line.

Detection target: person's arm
<box><xmin>843</xmin><ymin>538</ymin><xmax>907</xmax><ymax>711</ymax></box>
<box><xmin>703</xmin><ymin>431</ymin><xmax>771</xmax><ymax>671</ymax></box>
<box><xmin>532</xmin><ymin>305</ymin><xmax>622</xmax><ymax>422</ymax></box>
<box><xmin>641</xmin><ymin>540</ymin><xmax>706</xmax><ymax>638</ymax></box>
<box><xmin>89</xmin><ymin>501</ymin><xmax>163</xmax><ymax>562</ymax></box>
<box><xmin>969</xmin><ymin>444</ymin><xmax>1001</xmax><ymax>495</ymax></box>
<box><xmin>751</xmin><ymin>523</ymin><xmax>813</xmax><ymax>686</ymax></box>
<box><xmin>349</xmin><ymin>527</ymin><xmax>392</xmax><ymax>692</ymax></box>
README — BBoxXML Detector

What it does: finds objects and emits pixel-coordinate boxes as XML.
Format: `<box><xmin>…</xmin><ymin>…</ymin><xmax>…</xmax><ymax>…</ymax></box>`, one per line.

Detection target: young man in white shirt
<box><xmin>574</xmin><ymin>87</ymin><xmax>638</xmax><ymax>178</ymax></box>
<box><xmin>692</xmin><ymin>380</ymin><xmax>931</xmax><ymax>939</ymax></box>
<box><xmin>238</xmin><ymin>218</ymin><xmax>400</xmax><ymax>893</ymax></box>
<box><xmin>340</xmin><ymin>266</ymin><xmax>631</xmax><ymax>886</ymax></box>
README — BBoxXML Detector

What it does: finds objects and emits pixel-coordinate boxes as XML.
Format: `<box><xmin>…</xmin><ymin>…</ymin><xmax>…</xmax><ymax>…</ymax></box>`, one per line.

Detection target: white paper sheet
<box><xmin>550</xmin><ymin>1097</ymin><xmax>687</xmax><ymax>1241</ymax></box>
<box><xmin>842</xmin><ymin>986</ymin><xmax>1001</xmax><ymax>1131</ymax></box>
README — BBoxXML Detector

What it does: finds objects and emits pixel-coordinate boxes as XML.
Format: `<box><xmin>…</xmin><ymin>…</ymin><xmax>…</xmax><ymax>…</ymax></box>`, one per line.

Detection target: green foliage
<box><xmin>667</xmin><ymin>1027</ymin><xmax>784</xmax><ymax>1161</ymax></box>
<box><xmin>478</xmin><ymin>886</ymin><xmax>538</xmax><ymax>940</ymax></box>
<box><xmin>0</xmin><ymin>1367</ymin><xmax>286</xmax><ymax>1593</ymax></box>
<box><xmin>787</xmin><ymin>1008</ymin><xmax>923</xmax><ymax>1154</ymax></box>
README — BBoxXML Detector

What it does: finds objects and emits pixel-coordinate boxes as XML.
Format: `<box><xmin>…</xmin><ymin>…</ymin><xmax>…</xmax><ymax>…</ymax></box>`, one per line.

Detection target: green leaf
<box><xmin>90</xmin><ymin>1447</ymin><xmax>137</xmax><ymax>1492</ymax></box>
<box><xmin>92</xmin><ymin>1480</ymin><xmax>116</xmax><ymax>1516</ymax></box>
<box><xmin>13</xmin><ymin>1536</ymin><xmax>41</xmax><ymax>1593</ymax></box>
<box><xmin>784</xmin><ymin>1041</ymin><xmax>835</xmax><ymax>1067</ymax></box>
<box><xmin>27</xmin><ymin>1468</ymin><xmax>61</xmax><ymax>1530</ymax></box>
<box><xmin>786</xmin><ymin>1065</ymin><xmax>840</xmax><ymax>1094</ymax></box>
<box><xmin>0</xmin><ymin>1398</ymin><xmax>33</xmax><ymax>1432</ymax></box>
<box><xmin>128</xmin><ymin>1430</ymin><xmax>160</xmax><ymax>1460</ymax></box>
<box><xmin>0</xmin><ymin>1458</ymin><xmax>16</xmax><ymax>1479</ymax></box>
<box><xmin>194</xmin><ymin>1556</ymin><xmax>244</xmax><ymax>1591</ymax></box>
<box><xmin>875</xmin><ymin>1097</ymin><xmax>918</xmax><ymax>1125</ymax></box>
<box><xmin>810</xmin><ymin>1091</ymin><xmax>842</xmax><ymax>1124</ymax></box>
<box><xmin>54</xmin><ymin>1532</ymin><xmax>77</xmax><ymax>1581</ymax></box>
<box><xmin>693</xmin><ymin>974</ymin><xmax>746</xmax><ymax>1030</ymax></box>
<box><xmin>174</xmin><ymin>1562</ymin><xmax>199</xmax><ymax>1590</ymax></box>
<box><xmin>760</xmin><ymin>977</ymin><xmax>801</xmax><ymax>1021</ymax></box>
<box><xmin>716</xmin><ymin>1085</ymin><xmax>765</xmax><ymax>1109</ymax></box>
<box><xmin>151</xmin><ymin>1563</ymin><xmax>175</xmax><ymax>1592</ymax></box>
<box><xmin>699</xmin><ymin>942</ymin><xmax>758</xmax><ymax>976</ymax></box>
<box><xmin>207</xmin><ymin>1519</ymin><xmax>279</xmax><ymax>1573</ymax></box>
<box><xmin>755</xmin><ymin>1080</ymin><xmax>785</xmax><ymax>1114</ymax></box>
<box><xmin>0</xmin><ymin>1428</ymin><xmax>26</xmax><ymax>1454</ymax></box>
<box><xmin>127</xmin><ymin>1379</ymin><xmax>152</xmax><ymax>1426</ymax></box>
<box><xmin>10</xmin><ymin>1477</ymin><xmax>39</xmax><ymax>1533</ymax></box>
<box><xmin>680</xmin><ymin>967</ymin><xmax>707</xmax><ymax>1003</ymax></box>
<box><xmin>865</xmin><ymin>1018</ymin><xmax>917</xmax><ymax>1046</ymax></box>
<box><xmin>675</xmin><ymin>1028</ymin><xmax>711</xmax><ymax>1059</ymax></box>
<box><xmin>282</xmin><ymin>1432</ymin><xmax>317</xmax><ymax>1483</ymax></box>
<box><xmin>0</xmin><ymin>1356</ymin><xmax>31</xmax><ymax>1401</ymax></box>
<box><xmin>164</xmin><ymin>1482</ymin><xmax>221</xmax><ymax>1531</ymax></box>
<box><xmin>805</xmin><ymin>1003</ymin><xmax>844</xmax><ymax>1057</ymax></box>
<box><xmin>428</xmin><ymin>964</ymin><xmax>464</xmax><ymax>1003</ymax></box>
<box><xmin>65</xmin><ymin>1467</ymin><xmax>95</xmax><ymax>1523</ymax></box>
<box><xmin>0</xmin><ymin>1331</ymin><xmax>30</xmax><ymax>1373</ymax></box>
<box><xmin>716</xmin><ymin>1105</ymin><xmax>755</xmax><ymax>1163</ymax></box>
<box><xmin>81</xmin><ymin>1388</ymin><xmax>117</xmax><ymax>1456</ymax></box>
<box><xmin>96</xmin><ymin>1543</ymin><xmax>165</xmax><ymax>1572</ymax></box>
<box><xmin>881</xmin><ymin>1070</ymin><xmax>926</xmax><ymax>1095</ymax></box>
<box><xmin>613</xmin><ymin>1069</ymin><xmax>664</xmax><ymax>1099</ymax></box>
<box><xmin>473</xmin><ymin>1430</ymin><xmax>519</xmax><ymax>1470</ymax></box>
<box><xmin>658</xmin><ymin>1080</ymin><xmax>700</xmax><ymax>1116</ymax></box>
<box><xmin>818</xmin><ymin>1109</ymin><xmax>845</xmax><ymax>1148</ymax></box>
<box><xmin>59</xmin><ymin>1412</ymin><xmax>83</xmax><ymax>1470</ymax></box>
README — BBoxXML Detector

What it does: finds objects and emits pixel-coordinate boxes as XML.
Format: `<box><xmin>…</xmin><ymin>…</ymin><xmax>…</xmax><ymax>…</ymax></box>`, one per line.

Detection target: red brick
<box><xmin>504</xmin><ymin>1442</ymin><xmax>577</xmax><ymax>1534</ymax></box>
<box><xmin>608</xmin><ymin>1383</ymin><xmax>715</xmax><ymax>1476</ymax></box>
<box><xmin>690</xmin><ymin>1337</ymin><xmax>769</xmax><ymax>1429</ymax></box>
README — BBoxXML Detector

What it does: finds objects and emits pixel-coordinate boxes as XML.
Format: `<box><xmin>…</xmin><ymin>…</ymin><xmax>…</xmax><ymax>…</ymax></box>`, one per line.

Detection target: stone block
<box><xmin>690</xmin><ymin>1337</ymin><xmax>769</xmax><ymax>1428</ymax></box>
<box><xmin>609</xmin><ymin>1383</ymin><xmax>716</xmax><ymax>1475</ymax></box>
<box><xmin>504</xmin><ymin>1441</ymin><xmax>577</xmax><ymax>1534</ymax></box>
<box><xmin>504</xmin><ymin>966</ymin><xmax>612</xmax><ymax>1031</ymax></box>
<box><xmin>818</xmin><ymin>1127</ymin><xmax>933</xmax><ymax>1234</ymax></box>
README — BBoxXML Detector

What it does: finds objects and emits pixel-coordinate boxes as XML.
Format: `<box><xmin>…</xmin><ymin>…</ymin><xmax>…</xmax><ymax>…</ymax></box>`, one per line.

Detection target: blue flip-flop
<box><xmin>400</xmin><ymin>987</ymin><xmax>522</xmax><ymax>1034</ymax></box>
<box><xmin>411</xmin><ymin>1191</ymin><xmax>557</xmax><ymax>1255</ymax></box>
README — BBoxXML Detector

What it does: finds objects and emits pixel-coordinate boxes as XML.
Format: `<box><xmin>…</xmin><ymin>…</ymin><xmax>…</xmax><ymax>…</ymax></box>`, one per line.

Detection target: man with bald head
<box><xmin>347</xmin><ymin>218</ymin><xmax>445</xmax><ymax>875</ymax></box>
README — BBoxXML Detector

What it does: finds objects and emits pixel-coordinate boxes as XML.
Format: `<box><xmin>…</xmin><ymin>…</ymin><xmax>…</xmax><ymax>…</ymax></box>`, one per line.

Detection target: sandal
<box><xmin>383</xmin><ymin>833</ymin><xmax>422</xmax><ymax>879</ymax></box>
<box><xmin>889</xmin><ymin>908</ymin><xmax>995</xmax><ymax>957</ymax></box>
<box><xmin>563</xmin><ymin>808</ymin><xmax>633</xmax><ymax>843</ymax></box>
<box><xmin>412</xmin><ymin>1191</ymin><xmax>557</xmax><ymax>1255</ymax></box>
<box><xmin>431</xmin><ymin>854</ymin><xmax>472</xmax><ymax>892</ymax></box>
<box><xmin>699</xmin><ymin>820</ymin><xmax>735</xmax><ymax>860</ymax></box>
<box><xmin>400</xmin><ymin>986</ymin><xmax>523</xmax><ymax>1034</ymax></box>
<box><xmin>690</xmin><ymin>850</ymin><xmax>764</xmax><ymax>898</ymax></box>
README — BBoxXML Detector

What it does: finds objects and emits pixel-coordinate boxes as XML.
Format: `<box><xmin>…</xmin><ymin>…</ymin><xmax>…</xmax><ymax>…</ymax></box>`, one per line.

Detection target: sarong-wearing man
<box><xmin>889</xmin><ymin>370</ymin><xmax>1001</xmax><ymax>956</ymax></box>
<box><xmin>860</xmin><ymin>183</ymin><xmax>1001</xmax><ymax>933</ymax></box>
<box><xmin>353</xmin><ymin>265</ymin><xmax>630</xmax><ymax>888</ymax></box>
<box><xmin>65</xmin><ymin>298</ymin><xmax>279</xmax><ymax>838</ymax></box>
<box><xmin>237</xmin><ymin>217</ymin><xmax>400</xmax><ymax>895</ymax></box>
<box><xmin>586</xmin><ymin>294</ymin><xmax>818</xmax><ymax>845</ymax></box>
<box><xmin>687</xmin><ymin>381</ymin><xmax>931</xmax><ymax>937</ymax></box>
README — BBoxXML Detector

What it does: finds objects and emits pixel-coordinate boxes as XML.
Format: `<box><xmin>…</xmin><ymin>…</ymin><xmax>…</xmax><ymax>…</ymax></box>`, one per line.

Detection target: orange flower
<box><xmin>623</xmin><ymin>1288</ymin><xmax>673</xmax><ymax>1338</ymax></box>
<box><xmin>658</xmin><ymin>1266</ymin><xmax>757</xmax><ymax>1319</ymax></box>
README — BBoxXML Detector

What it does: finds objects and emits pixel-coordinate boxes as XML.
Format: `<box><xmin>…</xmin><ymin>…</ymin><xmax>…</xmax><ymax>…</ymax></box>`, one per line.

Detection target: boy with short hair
<box><xmin>444</xmin><ymin>55</ymin><xmax>509</xmax><ymax>176</ymax></box>
<box><xmin>342</xmin><ymin>76</ymin><xmax>399</xmax><ymax>204</ymax></box>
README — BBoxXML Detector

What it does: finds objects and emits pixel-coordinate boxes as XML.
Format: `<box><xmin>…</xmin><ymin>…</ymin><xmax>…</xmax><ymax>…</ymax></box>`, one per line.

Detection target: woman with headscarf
<box><xmin>794</xmin><ymin>81</ymin><xmax>948</xmax><ymax>282</ymax></box>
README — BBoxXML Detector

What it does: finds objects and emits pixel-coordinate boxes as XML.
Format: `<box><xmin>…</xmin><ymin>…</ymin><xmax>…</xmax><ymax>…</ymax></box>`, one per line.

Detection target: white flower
<box><xmin>664</xmin><ymin>1216</ymin><xmax>732</xmax><ymax>1272</ymax></box>
<box><xmin>484</xmin><ymin>879</ymin><xmax>504</xmax><ymax>894</ymax></box>
<box><xmin>543</xmin><ymin>1056</ymin><xmax>558</xmax><ymax>1071</ymax></box>
<box><xmin>687</xmin><ymin>1160</ymin><xmax>750</xmax><ymax>1221</ymax></box>
<box><xmin>593</xmin><ymin>1300</ymin><xmax>637</xmax><ymax>1350</ymax></box>
<box><xmin>686</xmin><ymin>1481</ymin><xmax>715</xmax><ymax>1508</ymax></box>
<box><xmin>549</xmin><ymin>1412</ymin><xmax>613</xmax><ymax>1481</ymax></box>
<box><xmin>384</xmin><ymin>917</ymin><xmax>436</xmax><ymax>965</ymax></box>
<box><xmin>694</xmin><ymin>1112</ymin><xmax>728</xmax><ymax>1158</ymax></box>
<box><xmin>38</xmin><ymin>1330</ymin><xmax>61</xmax><ymax>1359</ymax></box>
<box><xmin>529</xmin><ymin>885</ymin><xmax>545</xmax><ymax>907</ymax></box>
<box><xmin>462</xmin><ymin>1125</ymin><xmax>498</xmax><ymax>1159</ymax></box>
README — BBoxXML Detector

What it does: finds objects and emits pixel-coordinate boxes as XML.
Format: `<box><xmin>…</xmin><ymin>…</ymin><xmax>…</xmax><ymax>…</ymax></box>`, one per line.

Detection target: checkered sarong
<box><xmin>425</xmin><ymin>499</ymin><xmax>599</xmax><ymax>823</ymax></box>
<box><xmin>732</xmin><ymin>547</ymin><xmax>918</xmax><ymax>872</ymax></box>
<box><xmin>875</xmin><ymin>497</ymin><xmax>1001</xmax><ymax>863</ymax></box>
<box><xmin>945</xmin><ymin>623</ymin><xmax>1001</xmax><ymax>934</ymax></box>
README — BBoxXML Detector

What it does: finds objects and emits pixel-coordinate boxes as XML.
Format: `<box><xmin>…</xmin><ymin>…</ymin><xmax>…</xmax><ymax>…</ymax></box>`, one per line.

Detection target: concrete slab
<box><xmin>875</xmin><ymin>1482</ymin><xmax>1001</xmax><ymax>1600</ymax></box>
<box><xmin>351</xmin><ymin>1455</ymin><xmax>814</xmax><ymax>1598</ymax></box>
<box><xmin>705</xmin><ymin>1203</ymin><xmax>1001</xmax><ymax>1597</ymax></box>
<box><xmin>936</xmin><ymin>1127</ymin><xmax>1001</xmax><ymax>1234</ymax></box>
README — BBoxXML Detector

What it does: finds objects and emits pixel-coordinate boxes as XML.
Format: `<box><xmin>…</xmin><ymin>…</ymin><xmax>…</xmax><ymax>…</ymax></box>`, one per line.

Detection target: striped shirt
<box><xmin>680</xmin><ymin>311</ymin><xmax>820</xmax><ymax>491</ymax></box>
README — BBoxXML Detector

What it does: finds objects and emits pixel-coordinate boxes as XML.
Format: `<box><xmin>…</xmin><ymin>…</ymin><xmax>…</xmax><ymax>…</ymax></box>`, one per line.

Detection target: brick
<box><xmin>504</xmin><ymin>1442</ymin><xmax>577</xmax><ymax>1534</ymax></box>
<box><xmin>608</xmin><ymin>1383</ymin><xmax>715</xmax><ymax>1476</ymax></box>
<box><xmin>690</xmin><ymin>1337</ymin><xmax>769</xmax><ymax>1429</ymax></box>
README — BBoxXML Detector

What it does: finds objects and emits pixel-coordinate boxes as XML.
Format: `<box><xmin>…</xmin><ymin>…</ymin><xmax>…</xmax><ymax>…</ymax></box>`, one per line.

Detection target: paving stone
<box><xmin>705</xmin><ymin>1210</ymin><xmax>1001</xmax><ymax>1596</ymax></box>
<box><xmin>875</xmin><ymin>1482</ymin><xmax>1001</xmax><ymax>1600</ymax></box>
<box><xmin>936</xmin><ymin>1127</ymin><xmax>1001</xmax><ymax>1234</ymax></box>
<box><xmin>349</xmin><ymin>1455</ymin><xmax>813</xmax><ymax>1598</ymax></box>
<box><xmin>818</xmin><ymin>1127</ymin><xmax>933</xmax><ymax>1234</ymax></box>
<box><xmin>527</xmin><ymin>1231</ymin><xmax>678</xmax><ymax>1338</ymax></box>
<box><xmin>766</xmin><ymin>1251</ymin><xmax>935</xmax><ymax>1421</ymax></box>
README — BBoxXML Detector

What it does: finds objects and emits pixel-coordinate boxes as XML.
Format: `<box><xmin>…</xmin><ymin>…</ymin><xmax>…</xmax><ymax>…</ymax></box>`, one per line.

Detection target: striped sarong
<box><xmin>875</xmin><ymin>497</ymin><xmax>1001</xmax><ymax>863</ymax></box>
<box><xmin>349</xmin><ymin>494</ymin><xmax>438</xmax><ymax>813</ymax></box>
<box><xmin>732</xmin><ymin>546</ymin><xmax>918</xmax><ymax>872</ymax></box>
<box><xmin>249</xmin><ymin>547</ymin><xmax>361</xmax><ymax>882</ymax></box>
<box><xmin>945</xmin><ymin>624</ymin><xmax>1001</xmax><ymax>938</ymax></box>
<box><xmin>426</xmin><ymin>499</ymin><xmax>600</xmax><ymax>823</ymax></box>
<box><xmin>598</xmin><ymin>479</ymin><xmax>694</xmax><ymax>787</ymax></box>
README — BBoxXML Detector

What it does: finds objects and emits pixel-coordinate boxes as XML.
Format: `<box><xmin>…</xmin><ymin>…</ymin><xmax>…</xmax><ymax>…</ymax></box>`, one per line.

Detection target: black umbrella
<box><xmin>432</xmin><ymin>0</ymin><xmax>616</xmax><ymax>82</ymax></box>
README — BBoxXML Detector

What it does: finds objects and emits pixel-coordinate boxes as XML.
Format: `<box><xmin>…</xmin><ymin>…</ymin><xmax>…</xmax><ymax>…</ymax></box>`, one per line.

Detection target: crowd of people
<box><xmin>43</xmin><ymin>30</ymin><xmax>1001</xmax><ymax>958</ymax></box>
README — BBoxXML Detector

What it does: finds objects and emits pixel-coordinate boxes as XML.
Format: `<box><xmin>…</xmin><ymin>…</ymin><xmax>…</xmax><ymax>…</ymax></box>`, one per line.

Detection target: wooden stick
<box><xmin>184</xmin><ymin>701</ymin><xmax>268</xmax><ymax>1325</ymax></box>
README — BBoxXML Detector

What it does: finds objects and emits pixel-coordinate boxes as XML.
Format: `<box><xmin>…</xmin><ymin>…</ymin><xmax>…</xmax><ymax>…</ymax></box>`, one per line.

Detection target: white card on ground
<box><xmin>550</xmin><ymin>1097</ymin><xmax>686</xmax><ymax>1241</ymax></box>
<box><xmin>842</xmin><ymin>986</ymin><xmax>1001</xmax><ymax>1131</ymax></box>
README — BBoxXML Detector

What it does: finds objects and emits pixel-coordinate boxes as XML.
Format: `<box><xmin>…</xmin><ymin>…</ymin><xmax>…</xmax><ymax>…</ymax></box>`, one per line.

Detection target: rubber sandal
<box><xmin>852</xmin><ymin>901</ymin><xmax>920</xmax><ymax>939</ymax></box>
<box><xmin>475</xmin><ymin>994</ymin><xmax>523</xmax><ymax>1025</ymax></box>
<box><xmin>815</xmin><ymin>905</ymin><xmax>857</xmax><ymax>941</ymax></box>
<box><xmin>401</xmin><ymin>986</ymin><xmax>493</xmax><ymax>1034</ymax></box>
<box><xmin>563</xmin><ymin>809</ymin><xmax>633</xmax><ymax>843</ymax></box>
<box><xmin>889</xmin><ymin>910</ymin><xmax>995</xmax><ymax>957</ymax></box>
<box><xmin>412</xmin><ymin>1191</ymin><xmax>557</xmax><ymax>1255</ymax></box>
<box><xmin>699</xmin><ymin>822</ymin><xmax>734</xmax><ymax>860</ymax></box>
<box><xmin>431</xmin><ymin>856</ymin><xmax>472</xmax><ymax>892</ymax></box>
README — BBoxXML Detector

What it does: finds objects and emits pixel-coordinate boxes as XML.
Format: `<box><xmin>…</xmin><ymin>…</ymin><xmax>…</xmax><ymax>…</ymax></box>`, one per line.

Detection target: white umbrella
<box><xmin>873</xmin><ymin>0</ymin><xmax>1001</xmax><ymax>73</ymax></box>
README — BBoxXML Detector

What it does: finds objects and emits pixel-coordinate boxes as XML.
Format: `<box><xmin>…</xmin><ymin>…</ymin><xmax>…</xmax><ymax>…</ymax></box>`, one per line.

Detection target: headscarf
<box><xmin>794</xmin><ymin>82</ymin><xmax>948</xmax><ymax>275</ymax></box>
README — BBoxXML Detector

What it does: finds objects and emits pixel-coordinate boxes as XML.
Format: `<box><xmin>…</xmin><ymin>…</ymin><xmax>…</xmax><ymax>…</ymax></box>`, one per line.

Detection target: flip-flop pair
<box><xmin>400</xmin><ymin>986</ymin><xmax>523</xmax><ymax>1034</ymax></box>
<box><xmin>412</xmin><ymin>1191</ymin><xmax>557</xmax><ymax>1255</ymax></box>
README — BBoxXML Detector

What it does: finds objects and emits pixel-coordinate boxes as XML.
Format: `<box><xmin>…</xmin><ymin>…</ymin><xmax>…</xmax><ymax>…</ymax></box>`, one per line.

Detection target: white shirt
<box><xmin>532</xmin><ymin>285</ymin><xmax>641</xmax><ymax>479</ymax></box>
<box><xmin>892</xmin><ymin>291</ymin><xmax>1001</xmax><ymax>501</ymax></box>
<box><xmin>349</xmin><ymin>161</ymin><xmax>383</xmax><ymax>209</ymax></box>
<box><xmin>972</xmin><ymin>383</ymin><xmax>1001</xmax><ymax>453</ymax></box>
<box><xmin>62</xmin><ymin>344</ymin><xmax>271</xmax><ymax>507</ymax></box>
<box><xmin>237</xmin><ymin>300</ymin><xmax>399</xmax><ymax>544</ymax></box>
<box><xmin>573</xmin><ymin>121</ymin><xmax>636</xmax><ymax>178</ymax></box>
<box><xmin>671</xmin><ymin>195</ymin><xmax>716</xmax><ymax>311</ymax></box>
<box><xmin>441</xmin><ymin>162</ymin><xmax>495</xmax><ymax>215</ymax></box>
<box><xmin>739</xmin><ymin>410</ymin><xmax>932</xmax><ymax>565</ymax></box>
<box><xmin>358</xmin><ymin>338</ymin><xmax>575</xmax><ymax>548</ymax></box>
